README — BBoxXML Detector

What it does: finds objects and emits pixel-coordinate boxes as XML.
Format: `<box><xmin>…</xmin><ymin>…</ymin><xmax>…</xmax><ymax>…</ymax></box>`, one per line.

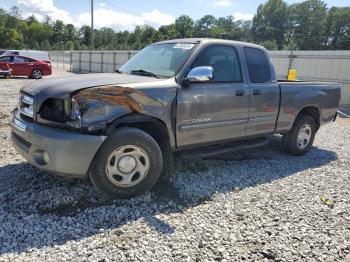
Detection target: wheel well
<box><xmin>297</xmin><ymin>106</ymin><xmax>320</xmax><ymax>130</ymax></box>
<box><xmin>107</xmin><ymin>114</ymin><xmax>173</xmax><ymax>172</ymax></box>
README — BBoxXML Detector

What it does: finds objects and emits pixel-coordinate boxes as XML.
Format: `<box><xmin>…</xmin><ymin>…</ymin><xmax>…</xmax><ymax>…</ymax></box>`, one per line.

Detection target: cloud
<box><xmin>15</xmin><ymin>0</ymin><xmax>175</xmax><ymax>31</ymax></box>
<box><xmin>17</xmin><ymin>0</ymin><xmax>74</xmax><ymax>24</ymax></box>
<box><xmin>213</xmin><ymin>0</ymin><xmax>232</xmax><ymax>6</ymax></box>
<box><xmin>232</xmin><ymin>12</ymin><xmax>254</xmax><ymax>21</ymax></box>
<box><xmin>77</xmin><ymin>8</ymin><xmax>175</xmax><ymax>31</ymax></box>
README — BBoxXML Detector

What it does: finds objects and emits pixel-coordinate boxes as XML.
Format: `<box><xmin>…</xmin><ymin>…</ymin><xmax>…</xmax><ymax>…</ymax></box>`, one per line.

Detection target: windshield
<box><xmin>119</xmin><ymin>43</ymin><xmax>196</xmax><ymax>78</ymax></box>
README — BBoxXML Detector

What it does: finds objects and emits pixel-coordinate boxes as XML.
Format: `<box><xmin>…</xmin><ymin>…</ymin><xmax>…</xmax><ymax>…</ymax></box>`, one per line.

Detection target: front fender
<box><xmin>73</xmin><ymin>84</ymin><xmax>177</xmax><ymax>147</ymax></box>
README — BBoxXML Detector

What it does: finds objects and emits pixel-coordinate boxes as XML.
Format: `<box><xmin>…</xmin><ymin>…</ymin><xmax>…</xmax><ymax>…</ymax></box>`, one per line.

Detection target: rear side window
<box><xmin>191</xmin><ymin>45</ymin><xmax>242</xmax><ymax>83</ymax></box>
<box><xmin>244</xmin><ymin>47</ymin><xmax>271</xmax><ymax>83</ymax></box>
<box><xmin>0</xmin><ymin>56</ymin><xmax>11</xmax><ymax>62</ymax></box>
<box><xmin>14</xmin><ymin>56</ymin><xmax>26</xmax><ymax>63</ymax></box>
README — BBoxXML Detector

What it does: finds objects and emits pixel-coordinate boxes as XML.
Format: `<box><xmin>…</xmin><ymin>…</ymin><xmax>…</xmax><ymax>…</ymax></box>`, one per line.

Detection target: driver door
<box><xmin>176</xmin><ymin>45</ymin><xmax>249</xmax><ymax>148</ymax></box>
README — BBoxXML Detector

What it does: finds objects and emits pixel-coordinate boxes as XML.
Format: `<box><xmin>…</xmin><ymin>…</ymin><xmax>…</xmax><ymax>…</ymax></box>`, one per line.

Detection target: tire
<box><xmin>31</xmin><ymin>69</ymin><xmax>43</xmax><ymax>79</ymax></box>
<box><xmin>282</xmin><ymin>115</ymin><xmax>316</xmax><ymax>156</ymax></box>
<box><xmin>89</xmin><ymin>127</ymin><xmax>163</xmax><ymax>198</ymax></box>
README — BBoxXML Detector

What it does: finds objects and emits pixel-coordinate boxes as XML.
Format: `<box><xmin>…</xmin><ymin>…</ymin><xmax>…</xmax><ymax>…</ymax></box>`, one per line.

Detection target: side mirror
<box><xmin>185</xmin><ymin>66</ymin><xmax>214</xmax><ymax>83</ymax></box>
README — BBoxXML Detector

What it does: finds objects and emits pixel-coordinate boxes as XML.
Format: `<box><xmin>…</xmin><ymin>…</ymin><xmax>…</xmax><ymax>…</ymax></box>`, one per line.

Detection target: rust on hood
<box><xmin>74</xmin><ymin>85</ymin><xmax>145</xmax><ymax>112</ymax></box>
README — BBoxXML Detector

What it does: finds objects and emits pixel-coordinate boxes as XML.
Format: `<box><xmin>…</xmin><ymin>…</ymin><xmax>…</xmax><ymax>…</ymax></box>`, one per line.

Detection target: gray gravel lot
<box><xmin>0</xmin><ymin>71</ymin><xmax>349</xmax><ymax>262</ymax></box>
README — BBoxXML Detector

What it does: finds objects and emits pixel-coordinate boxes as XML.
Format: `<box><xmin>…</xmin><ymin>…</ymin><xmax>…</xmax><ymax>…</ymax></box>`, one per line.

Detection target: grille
<box><xmin>11</xmin><ymin>131</ymin><xmax>31</xmax><ymax>152</ymax></box>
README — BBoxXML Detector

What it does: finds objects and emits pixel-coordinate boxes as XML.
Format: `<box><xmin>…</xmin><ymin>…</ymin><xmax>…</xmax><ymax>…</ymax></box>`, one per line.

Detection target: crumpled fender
<box><xmin>73</xmin><ymin>85</ymin><xmax>177</xmax><ymax>134</ymax></box>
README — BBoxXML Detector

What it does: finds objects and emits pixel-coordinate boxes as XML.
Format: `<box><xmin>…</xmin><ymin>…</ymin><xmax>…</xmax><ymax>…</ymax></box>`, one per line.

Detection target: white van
<box><xmin>3</xmin><ymin>50</ymin><xmax>51</xmax><ymax>64</ymax></box>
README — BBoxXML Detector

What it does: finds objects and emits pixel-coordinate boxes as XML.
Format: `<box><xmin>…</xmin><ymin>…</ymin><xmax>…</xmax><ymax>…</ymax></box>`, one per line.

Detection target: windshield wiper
<box><xmin>130</xmin><ymin>69</ymin><xmax>159</xmax><ymax>78</ymax></box>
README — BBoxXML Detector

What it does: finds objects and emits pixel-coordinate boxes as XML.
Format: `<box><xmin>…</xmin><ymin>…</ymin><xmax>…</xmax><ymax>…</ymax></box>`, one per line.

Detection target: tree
<box><xmin>26</xmin><ymin>21</ymin><xmax>52</xmax><ymax>49</ymax></box>
<box><xmin>52</xmin><ymin>20</ymin><xmax>65</xmax><ymax>43</ymax></box>
<box><xmin>140</xmin><ymin>26</ymin><xmax>159</xmax><ymax>45</ymax></box>
<box><xmin>237</xmin><ymin>20</ymin><xmax>253</xmax><ymax>42</ymax></box>
<box><xmin>80</xmin><ymin>25</ymin><xmax>92</xmax><ymax>47</ymax></box>
<box><xmin>25</xmin><ymin>15</ymin><xmax>38</xmax><ymax>25</ymax></box>
<box><xmin>9</xmin><ymin>6</ymin><xmax>21</xmax><ymax>19</ymax></box>
<box><xmin>1</xmin><ymin>2</ymin><xmax>349</xmax><ymax>51</ymax></box>
<box><xmin>325</xmin><ymin>7</ymin><xmax>350</xmax><ymax>49</ymax></box>
<box><xmin>41</xmin><ymin>39</ymin><xmax>51</xmax><ymax>50</ymax></box>
<box><xmin>259</xmin><ymin>40</ymin><xmax>278</xmax><ymax>50</ymax></box>
<box><xmin>158</xmin><ymin>24</ymin><xmax>177</xmax><ymax>40</ymax></box>
<box><xmin>196</xmin><ymin>15</ymin><xmax>216</xmax><ymax>37</ymax></box>
<box><xmin>289</xmin><ymin>0</ymin><xmax>328</xmax><ymax>50</ymax></box>
<box><xmin>175</xmin><ymin>15</ymin><xmax>195</xmax><ymax>38</ymax></box>
<box><xmin>252</xmin><ymin>0</ymin><xmax>289</xmax><ymax>49</ymax></box>
<box><xmin>4</xmin><ymin>28</ymin><xmax>23</xmax><ymax>48</ymax></box>
<box><xmin>64</xmin><ymin>24</ymin><xmax>78</xmax><ymax>42</ymax></box>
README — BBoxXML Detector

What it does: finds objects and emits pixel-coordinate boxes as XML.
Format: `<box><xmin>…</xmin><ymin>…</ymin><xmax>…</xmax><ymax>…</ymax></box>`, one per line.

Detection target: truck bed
<box><xmin>276</xmin><ymin>81</ymin><xmax>341</xmax><ymax>132</ymax></box>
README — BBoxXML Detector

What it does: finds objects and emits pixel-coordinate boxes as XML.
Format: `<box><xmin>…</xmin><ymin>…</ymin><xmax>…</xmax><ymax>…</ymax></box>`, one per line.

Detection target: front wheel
<box><xmin>31</xmin><ymin>69</ymin><xmax>43</xmax><ymax>79</ymax></box>
<box><xmin>89</xmin><ymin>127</ymin><xmax>163</xmax><ymax>198</ymax></box>
<box><xmin>282</xmin><ymin>115</ymin><xmax>316</xmax><ymax>156</ymax></box>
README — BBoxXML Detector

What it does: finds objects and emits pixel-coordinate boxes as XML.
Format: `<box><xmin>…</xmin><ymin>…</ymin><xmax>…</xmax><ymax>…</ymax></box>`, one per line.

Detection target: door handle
<box><xmin>28</xmin><ymin>63</ymin><xmax>34</xmax><ymax>66</ymax></box>
<box><xmin>235</xmin><ymin>90</ymin><xmax>245</xmax><ymax>96</ymax></box>
<box><xmin>253</xmin><ymin>90</ymin><xmax>261</xmax><ymax>95</ymax></box>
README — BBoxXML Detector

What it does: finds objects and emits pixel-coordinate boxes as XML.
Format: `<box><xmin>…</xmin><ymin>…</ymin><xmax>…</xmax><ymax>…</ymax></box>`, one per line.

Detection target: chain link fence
<box><xmin>48</xmin><ymin>50</ymin><xmax>72</xmax><ymax>71</ymax></box>
<box><xmin>71</xmin><ymin>51</ymin><xmax>138</xmax><ymax>73</ymax></box>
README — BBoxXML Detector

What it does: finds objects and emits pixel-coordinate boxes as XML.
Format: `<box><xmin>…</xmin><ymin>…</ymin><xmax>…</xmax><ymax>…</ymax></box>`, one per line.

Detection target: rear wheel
<box><xmin>89</xmin><ymin>127</ymin><xmax>163</xmax><ymax>198</ymax></box>
<box><xmin>31</xmin><ymin>69</ymin><xmax>42</xmax><ymax>79</ymax></box>
<box><xmin>282</xmin><ymin>115</ymin><xmax>316</xmax><ymax>155</ymax></box>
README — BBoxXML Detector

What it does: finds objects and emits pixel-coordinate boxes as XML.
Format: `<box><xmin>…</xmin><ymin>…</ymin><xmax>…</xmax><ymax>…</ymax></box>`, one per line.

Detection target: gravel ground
<box><xmin>0</xmin><ymin>72</ymin><xmax>349</xmax><ymax>262</ymax></box>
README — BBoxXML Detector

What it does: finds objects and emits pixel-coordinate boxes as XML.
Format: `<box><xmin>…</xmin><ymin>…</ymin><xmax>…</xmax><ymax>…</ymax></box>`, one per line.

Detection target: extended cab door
<box><xmin>176</xmin><ymin>45</ymin><xmax>249</xmax><ymax>148</ymax></box>
<box><xmin>243</xmin><ymin>47</ymin><xmax>280</xmax><ymax>136</ymax></box>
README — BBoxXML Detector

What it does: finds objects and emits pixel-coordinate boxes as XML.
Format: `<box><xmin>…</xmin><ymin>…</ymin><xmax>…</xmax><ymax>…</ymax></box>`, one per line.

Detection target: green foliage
<box><xmin>289</xmin><ymin>0</ymin><xmax>328</xmax><ymax>49</ymax></box>
<box><xmin>196</xmin><ymin>15</ymin><xmax>216</xmax><ymax>37</ymax></box>
<box><xmin>325</xmin><ymin>7</ymin><xmax>350</xmax><ymax>49</ymax></box>
<box><xmin>0</xmin><ymin>1</ymin><xmax>350</xmax><ymax>51</ymax></box>
<box><xmin>175</xmin><ymin>15</ymin><xmax>195</xmax><ymax>38</ymax></box>
<box><xmin>259</xmin><ymin>40</ymin><xmax>278</xmax><ymax>50</ymax></box>
<box><xmin>252</xmin><ymin>0</ymin><xmax>289</xmax><ymax>49</ymax></box>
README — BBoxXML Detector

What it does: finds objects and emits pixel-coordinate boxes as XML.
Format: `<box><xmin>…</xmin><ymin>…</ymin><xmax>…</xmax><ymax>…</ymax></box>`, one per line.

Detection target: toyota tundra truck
<box><xmin>10</xmin><ymin>39</ymin><xmax>341</xmax><ymax>198</ymax></box>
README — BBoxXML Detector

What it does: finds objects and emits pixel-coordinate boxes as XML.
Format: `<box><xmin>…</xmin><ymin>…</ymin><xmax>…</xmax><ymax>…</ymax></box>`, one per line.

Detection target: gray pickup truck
<box><xmin>10</xmin><ymin>39</ymin><xmax>340</xmax><ymax>198</ymax></box>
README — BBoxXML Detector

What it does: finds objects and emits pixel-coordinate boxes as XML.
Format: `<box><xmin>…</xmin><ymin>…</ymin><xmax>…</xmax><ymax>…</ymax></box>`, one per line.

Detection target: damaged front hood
<box><xmin>21</xmin><ymin>73</ymin><xmax>163</xmax><ymax>105</ymax></box>
<box><xmin>23</xmin><ymin>73</ymin><xmax>178</xmax><ymax>135</ymax></box>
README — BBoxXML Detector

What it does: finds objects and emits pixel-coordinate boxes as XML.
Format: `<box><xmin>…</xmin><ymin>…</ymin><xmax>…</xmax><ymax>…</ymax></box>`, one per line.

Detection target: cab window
<box><xmin>243</xmin><ymin>47</ymin><xmax>271</xmax><ymax>83</ymax></box>
<box><xmin>191</xmin><ymin>45</ymin><xmax>242</xmax><ymax>83</ymax></box>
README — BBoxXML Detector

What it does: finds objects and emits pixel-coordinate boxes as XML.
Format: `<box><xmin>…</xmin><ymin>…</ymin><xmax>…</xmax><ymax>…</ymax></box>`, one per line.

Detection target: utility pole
<box><xmin>91</xmin><ymin>0</ymin><xmax>94</xmax><ymax>50</ymax></box>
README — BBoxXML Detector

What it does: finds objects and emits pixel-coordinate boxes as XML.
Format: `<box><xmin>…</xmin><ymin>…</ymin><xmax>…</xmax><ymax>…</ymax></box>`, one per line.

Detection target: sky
<box><xmin>1</xmin><ymin>0</ymin><xmax>349</xmax><ymax>31</ymax></box>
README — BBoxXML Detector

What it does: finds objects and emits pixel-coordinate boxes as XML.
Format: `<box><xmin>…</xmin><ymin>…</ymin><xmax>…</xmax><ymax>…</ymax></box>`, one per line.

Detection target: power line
<box><xmin>91</xmin><ymin>0</ymin><xmax>94</xmax><ymax>50</ymax></box>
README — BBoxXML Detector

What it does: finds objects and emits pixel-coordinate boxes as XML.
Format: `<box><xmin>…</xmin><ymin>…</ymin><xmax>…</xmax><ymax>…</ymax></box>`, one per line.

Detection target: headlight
<box><xmin>21</xmin><ymin>95</ymin><xmax>33</xmax><ymax>105</ymax></box>
<box><xmin>19</xmin><ymin>94</ymin><xmax>34</xmax><ymax>118</ymax></box>
<box><xmin>38</xmin><ymin>98</ymin><xmax>81</xmax><ymax>129</ymax></box>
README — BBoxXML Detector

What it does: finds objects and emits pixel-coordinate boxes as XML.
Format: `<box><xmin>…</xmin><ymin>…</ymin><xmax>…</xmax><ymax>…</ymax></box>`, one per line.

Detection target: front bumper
<box><xmin>10</xmin><ymin>109</ymin><xmax>106</xmax><ymax>178</ymax></box>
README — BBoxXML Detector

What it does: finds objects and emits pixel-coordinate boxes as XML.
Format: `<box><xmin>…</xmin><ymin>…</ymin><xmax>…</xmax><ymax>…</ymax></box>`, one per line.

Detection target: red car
<box><xmin>0</xmin><ymin>55</ymin><xmax>52</xmax><ymax>79</ymax></box>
